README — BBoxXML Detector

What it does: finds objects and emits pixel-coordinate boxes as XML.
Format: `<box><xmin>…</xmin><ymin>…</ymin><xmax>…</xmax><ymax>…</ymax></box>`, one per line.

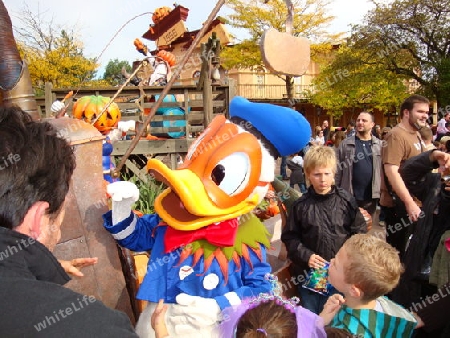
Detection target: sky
<box><xmin>4</xmin><ymin>0</ymin><xmax>375</xmax><ymax>77</ymax></box>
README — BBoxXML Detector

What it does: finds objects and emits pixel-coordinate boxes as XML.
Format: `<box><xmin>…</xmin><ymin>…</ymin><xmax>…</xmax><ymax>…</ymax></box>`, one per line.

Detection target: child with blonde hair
<box><xmin>322</xmin><ymin>234</ymin><xmax>417</xmax><ymax>337</ymax></box>
<box><xmin>281</xmin><ymin>146</ymin><xmax>367</xmax><ymax>315</ymax></box>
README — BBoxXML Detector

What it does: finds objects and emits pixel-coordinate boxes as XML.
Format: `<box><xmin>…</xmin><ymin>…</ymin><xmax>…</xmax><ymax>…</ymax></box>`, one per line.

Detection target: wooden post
<box><xmin>44</xmin><ymin>82</ymin><xmax>53</xmax><ymax>117</ymax></box>
<box><xmin>170</xmin><ymin>153</ymin><xmax>178</xmax><ymax>169</ymax></box>
<box><xmin>184</xmin><ymin>88</ymin><xmax>191</xmax><ymax>138</ymax></box>
<box><xmin>203</xmin><ymin>78</ymin><xmax>213</xmax><ymax>126</ymax></box>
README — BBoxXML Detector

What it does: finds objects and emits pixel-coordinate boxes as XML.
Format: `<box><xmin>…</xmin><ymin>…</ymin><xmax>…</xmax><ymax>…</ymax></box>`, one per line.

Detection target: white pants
<box><xmin>135</xmin><ymin>302</ymin><xmax>221</xmax><ymax>338</ymax></box>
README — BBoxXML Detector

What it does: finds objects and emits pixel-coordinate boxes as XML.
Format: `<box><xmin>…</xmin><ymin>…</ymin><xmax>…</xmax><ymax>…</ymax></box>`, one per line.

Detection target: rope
<box><xmin>90</xmin><ymin>61</ymin><xmax>143</xmax><ymax>126</ymax></box>
<box><xmin>71</xmin><ymin>12</ymin><xmax>153</xmax><ymax>101</ymax></box>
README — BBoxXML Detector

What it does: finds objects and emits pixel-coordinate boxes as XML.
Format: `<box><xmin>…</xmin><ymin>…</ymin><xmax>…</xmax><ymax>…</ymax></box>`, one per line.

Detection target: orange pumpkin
<box><xmin>157</xmin><ymin>50</ymin><xmax>176</xmax><ymax>67</ymax></box>
<box><xmin>152</xmin><ymin>7</ymin><xmax>171</xmax><ymax>24</ymax></box>
<box><xmin>72</xmin><ymin>95</ymin><xmax>121</xmax><ymax>134</ymax></box>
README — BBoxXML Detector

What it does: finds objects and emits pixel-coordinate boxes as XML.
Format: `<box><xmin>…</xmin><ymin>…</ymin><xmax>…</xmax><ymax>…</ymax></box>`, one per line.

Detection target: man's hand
<box><xmin>58</xmin><ymin>257</ymin><xmax>98</xmax><ymax>277</ymax></box>
<box><xmin>430</xmin><ymin>150</ymin><xmax>450</xmax><ymax>169</ymax></box>
<box><xmin>405</xmin><ymin>200</ymin><xmax>422</xmax><ymax>222</ymax></box>
<box><xmin>319</xmin><ymin>293</ymin><xmax>345</xmax><ymax>325</ymax></box>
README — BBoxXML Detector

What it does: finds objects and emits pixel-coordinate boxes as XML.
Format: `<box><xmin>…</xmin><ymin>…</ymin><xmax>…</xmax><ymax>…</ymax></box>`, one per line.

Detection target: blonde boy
<box><xmin>321</xmin><ymin>234</ymin><xmax>417</xmax><ymax>337</ymax></box>
<box><xmin>281</xmin><ymin>146</ymin><xmax>367</xmax><ymax>315</ymax></box>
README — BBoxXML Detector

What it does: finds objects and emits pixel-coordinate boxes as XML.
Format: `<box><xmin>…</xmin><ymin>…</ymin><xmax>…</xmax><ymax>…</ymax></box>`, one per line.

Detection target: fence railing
<box><xmin>235</xmin><ymin>84</ymin><xmax>314</xmax><ymax>100</ymax></box>
<box><xmin>37</xmin><ymin>82</ymin><xmax>231</xmax><ymax>140</ymax></box>
<box><xmin>37</xmin><ymin>82</ymin><xmax>232</xmax><ymax>178</ymax></box>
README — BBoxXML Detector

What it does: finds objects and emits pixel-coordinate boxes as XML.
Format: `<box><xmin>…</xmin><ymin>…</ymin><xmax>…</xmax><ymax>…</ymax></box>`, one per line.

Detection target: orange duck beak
<box><xmin>147</xmin><ymin>115</ymin><xmax>271</xmax><ymax>231</ymax></box>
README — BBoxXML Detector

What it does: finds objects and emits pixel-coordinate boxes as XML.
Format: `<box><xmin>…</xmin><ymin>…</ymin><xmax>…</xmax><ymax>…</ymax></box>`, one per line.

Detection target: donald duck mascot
<box><xmin>103</xmin><ymin>96</ymin><xmax>311</xmax><ymax>337</ymax></box>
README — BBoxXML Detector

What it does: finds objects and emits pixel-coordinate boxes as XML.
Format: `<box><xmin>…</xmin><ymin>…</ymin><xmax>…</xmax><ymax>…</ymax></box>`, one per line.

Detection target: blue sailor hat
<box><xmin>229</xmin><ymin>96</ymin><xmax>311</xmax><ymax>156</ymax></box>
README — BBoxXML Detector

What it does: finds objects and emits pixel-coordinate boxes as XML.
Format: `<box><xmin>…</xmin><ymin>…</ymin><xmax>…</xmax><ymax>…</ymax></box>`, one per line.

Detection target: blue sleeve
<box><xmin>214</xmin><ymin>245</ymin><xmax>272</xmax><ymax>310</ymax></box>
<box><xmin>103</xmin><ymin>210</ymin><xmax>161</xmax><ymax>252</ymax></box>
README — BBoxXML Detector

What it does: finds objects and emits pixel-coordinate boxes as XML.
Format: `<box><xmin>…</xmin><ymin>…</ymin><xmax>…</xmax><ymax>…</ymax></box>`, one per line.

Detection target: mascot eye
<box><xmin>211</xmin><ymin>153</ymin><xmax>250</xmax><ymax>195</ymax></box>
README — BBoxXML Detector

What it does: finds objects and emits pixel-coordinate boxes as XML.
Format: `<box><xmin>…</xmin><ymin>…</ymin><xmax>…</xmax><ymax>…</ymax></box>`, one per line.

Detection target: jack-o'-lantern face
<box><xmin>72</xmin><ymin>95</ymin><xmax>121</xmax><ymax>134</ymax></box>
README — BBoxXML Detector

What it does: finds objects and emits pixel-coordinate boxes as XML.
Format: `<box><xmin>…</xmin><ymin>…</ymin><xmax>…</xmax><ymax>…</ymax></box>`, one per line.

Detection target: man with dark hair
<box><xmin>336</xmin><ymin>111</ymin><xmax>382</xmax><ymax>219</ymax></box>
<box><xmin>345</xmin><ymin>121</ymin><xmax>355</xmax><ymax>138</ymax></box>
<box><xmin>0</xmin><ymin>107</ymin><xmax>138</xmax><ymax>337</ymax></box>
<box><xmin>322</xmin><ymin>119</ymin><xmax>330</xmax><ymax>142</ymax></box>
<box><xmin>380</xmin><ymin>94</ymin><xmax>429</xmax><ymax>258</ymax></box>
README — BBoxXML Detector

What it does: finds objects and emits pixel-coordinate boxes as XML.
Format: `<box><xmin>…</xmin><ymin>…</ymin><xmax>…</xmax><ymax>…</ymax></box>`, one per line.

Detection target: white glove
<box><xmin>108</xmin><ymin>129</ymin><xmax>123</xmax><ymax>142</ymax></box>
<box><xmin>107</xmin><ymin>181</ymin><xmax>140</xmax><ymax>224</ymax></box>
<box><xmin>167</xmin><ymin>294</ymin><xmax>221</xmax><ymax>335</ymax></box>
<box><xmin>118</xmin><ymin>120</ymin><xmax>136</xmax><ymax>133</ymax></box>
<box><xmin>51</xmin><ymin>100</ymin><xmax>65</xmax><ymax>113</ymax></box>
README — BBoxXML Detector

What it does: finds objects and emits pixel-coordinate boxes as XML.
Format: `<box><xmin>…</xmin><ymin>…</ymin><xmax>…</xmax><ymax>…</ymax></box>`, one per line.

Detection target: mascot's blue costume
<box><xmin>103</xmin><ymin>96</ymin><xmax>311</xmax><ymax>337</ymax></box>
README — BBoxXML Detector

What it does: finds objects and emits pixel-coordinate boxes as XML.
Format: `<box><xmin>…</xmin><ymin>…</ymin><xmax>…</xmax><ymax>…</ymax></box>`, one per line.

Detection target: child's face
<box><xmin>328</xmin><ymin>247</ymin><xmax>350</xmax><ymax>293</ymax></box>
<box><xmin>306</xmin><ymin>166</ymin><xmax>334</xmax><ymax>195</ymax></box>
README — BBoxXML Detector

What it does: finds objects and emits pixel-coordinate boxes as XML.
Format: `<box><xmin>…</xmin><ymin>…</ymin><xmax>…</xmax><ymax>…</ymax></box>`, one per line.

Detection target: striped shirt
<box><xmin>330</xmin><ymin>296</ymin><xmax>417</xmax><ymax>338</ymax></box>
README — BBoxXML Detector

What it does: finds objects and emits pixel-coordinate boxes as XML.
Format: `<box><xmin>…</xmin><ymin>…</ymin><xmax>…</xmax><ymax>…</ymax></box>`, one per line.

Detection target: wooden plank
<box><xmin>188</xmin><ymin>113</ymin><xmax>204</xmax><ymax>124</ymax></box>
<box><xmin>124</xmin><ymin>159</ymin><xmax>149</xmax><ymax>184</ymax></box>
<box><xmin>190</xmin><ymin>126</ymin><xmax>205</xmax><ymax>133</ymax></box>
<box><xmin>149</xmin><ymin>126</ymin><xmax>185</xmax><ymax>133</ymax></box>
<box><xmin>111</xmin><ymin>139</ymin><xmax>194</xmax><ymax>156</ymax></box>
<box><xmin>156</xmin><ymin>21</ymin><xmax>187</xmax><ymax>47</ymax></box>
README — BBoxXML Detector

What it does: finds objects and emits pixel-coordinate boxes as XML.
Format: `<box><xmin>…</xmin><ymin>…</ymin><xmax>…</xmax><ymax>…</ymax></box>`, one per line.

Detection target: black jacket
<box><xmin>391</xmin><ymin>150</ymin><xmax>450</xmax><ymax>307</ymax></box>
<box><xmin>286</xmin><ymin>159</ymin><xmax>305</xmax><ymax>185</ymax></box>
<box><xmin>0</xmin><ymin>227</ymin><xmax>138</xmax><ymax>338</ymax></box>
<box><xmin>281</xmin><ymin>186</ymin><xmax>367</xmax><ymax>277</ymax></box>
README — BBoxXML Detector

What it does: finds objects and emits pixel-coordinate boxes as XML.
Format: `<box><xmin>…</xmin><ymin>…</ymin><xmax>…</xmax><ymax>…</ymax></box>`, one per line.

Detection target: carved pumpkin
<box><xmin>72</xmin><ymin>95</ymin><xmax>121</xmax><ymax>134</ymax></box>
<box><xmin>152</xmin><ymin>7</ymin><xmax>171</xmax><ymax>24</ymax></box>
<box><xmin>157</xmin><ymin>50</ymin><xmax>176</xmax><ymax>67</ymax></box>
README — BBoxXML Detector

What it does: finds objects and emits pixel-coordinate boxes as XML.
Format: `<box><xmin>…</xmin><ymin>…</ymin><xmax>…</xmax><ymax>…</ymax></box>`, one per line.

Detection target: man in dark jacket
<box><xmin>0</xmin><ymin>107</ymin><xmax>138</xmax><ymax>337</ymax></box>
<box><xmin>390</xmin><ymin>149</ymin><xmax>450</xmax><ymax>310</ymax></box>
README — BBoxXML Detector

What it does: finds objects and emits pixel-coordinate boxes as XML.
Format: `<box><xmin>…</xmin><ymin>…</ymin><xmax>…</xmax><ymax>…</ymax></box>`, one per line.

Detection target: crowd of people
<box><xmin>277</xmin><ymin>94</ymin><xmax>450</xmax><ymax>337</ymax></box>
<box><xmin>2</xmin><ymin>93</ymin><xmax>450</xmax><ymax>337</ymax></box>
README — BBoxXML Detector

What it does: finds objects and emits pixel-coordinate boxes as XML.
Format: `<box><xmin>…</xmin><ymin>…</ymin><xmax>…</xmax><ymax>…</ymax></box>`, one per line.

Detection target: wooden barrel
<box><xmin>48</xmin><ymin>118</ymin><xmax>135</xmax><ymax>323</ymax></box>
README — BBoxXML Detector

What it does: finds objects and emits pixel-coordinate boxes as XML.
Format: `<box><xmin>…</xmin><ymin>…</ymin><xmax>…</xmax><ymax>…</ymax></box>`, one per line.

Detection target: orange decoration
<box><xmin>152</xmin><ymin>7</ymin><xmax>172</xmax><ymax>24</ymax></box>
<box><xmin>72</xmin><ymin>95</ymin><xmax>121</xmax><ymax>134</ymax></box>
<box><xmin>157</xmin><ymin>50</ymin><xmax>176</xmax><ymax>67</ymax></box>
<box><xmin>134</xmin><ymin>38</ymin><xmax>145</xmax><ymax>50</ymax></box>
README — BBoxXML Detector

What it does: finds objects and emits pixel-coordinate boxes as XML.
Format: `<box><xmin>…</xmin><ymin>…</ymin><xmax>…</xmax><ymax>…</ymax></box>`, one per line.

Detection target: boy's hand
<box><xmin>359</xmin><ymin>208</ymin><xmax>372</xmax><ymax>232</ymax></box>
<box><xmin>412</xmin><ymin>312</ymin><xmax>424</xmax><ymax>328</ymax></box>
<box><xmin>58</xmin><ymin>257</ymin><xmax>98</xmax><ymax>277</ymax></box>
<box><xmin>308</xmin><ymin>254</ymin><xmax>327</xmax><ymax>269</ymax></box>
<box><xmin>319</xmin><ymin>294</ymin><xmax>345</xmax><ymax>325</ymax></box>
<box><xmin>151</xmin><ymin>299</ymin><xmax>169</xmax><ymax>338</ymax></box>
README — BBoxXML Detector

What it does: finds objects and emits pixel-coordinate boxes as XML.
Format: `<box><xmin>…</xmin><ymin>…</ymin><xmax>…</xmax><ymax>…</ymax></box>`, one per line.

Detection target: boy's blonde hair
<box><xmin>343</xmin><ymin>234</ymin><xmax>404</xmax><ymax>301</ymax></box>
<box><xmin>303</xmin><ymin>145</ymin><xmax>337</xmax><ymax>176</ymax></box>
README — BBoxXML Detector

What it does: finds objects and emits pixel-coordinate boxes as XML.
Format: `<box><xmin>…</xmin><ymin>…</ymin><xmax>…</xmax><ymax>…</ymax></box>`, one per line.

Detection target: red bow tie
<box><xmin>164</xmin><ymin>218</ymin><xmax>239</xmax><ymax>253</ymax></box>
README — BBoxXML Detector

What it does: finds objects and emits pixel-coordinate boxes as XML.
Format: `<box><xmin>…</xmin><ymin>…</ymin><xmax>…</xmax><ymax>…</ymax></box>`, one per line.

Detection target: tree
<box><xmin>12</xmin><ymin>4</ymin><xmax>98</xmax><ymax>94</ymax></box>
<box><xmin>348</xmin><ymin>0</ymin><xmax>450</xmax><ymax>109</ymax></box>
<box><xmin>103</xmin><ymin>59</ymin><xmax>132</xmax><ymax>86</ymax></box>
<box><xmin>309</xmin><ymin>44</ymin><xmax>409</xmax><ymax>118</ymax></box>
<box><xmin>222</xmin><ymin>0</ymin><xmax>340</xmax><ymax>103</ymax></box>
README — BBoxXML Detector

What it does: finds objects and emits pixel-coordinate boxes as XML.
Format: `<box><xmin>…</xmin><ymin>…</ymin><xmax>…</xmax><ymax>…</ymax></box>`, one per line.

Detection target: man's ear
<box><xmin>15</xmin><ymin>201</ymin><xmax>49</xmax><ymax>239</ymax></box>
